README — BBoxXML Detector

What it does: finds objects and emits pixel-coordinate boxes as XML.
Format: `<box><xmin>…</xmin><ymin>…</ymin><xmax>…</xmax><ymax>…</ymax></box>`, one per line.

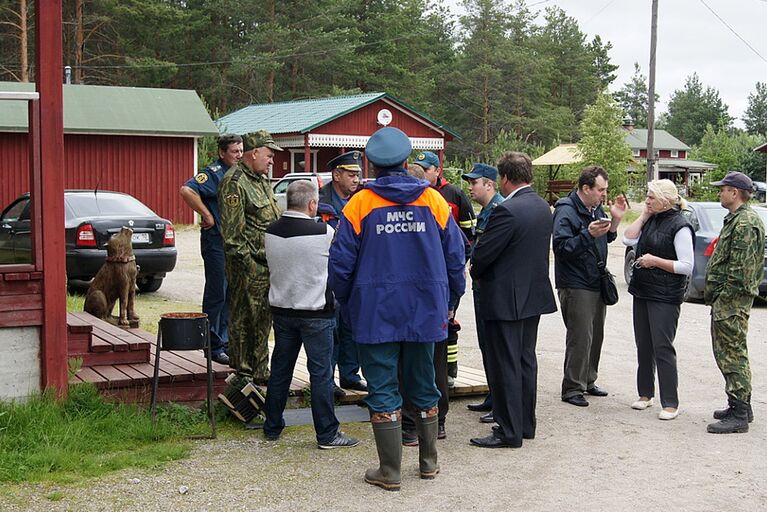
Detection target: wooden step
<box><xmin>67</xmin><ymin>311</ymin><xmax>151</xmax><ymax>367</ymax></box>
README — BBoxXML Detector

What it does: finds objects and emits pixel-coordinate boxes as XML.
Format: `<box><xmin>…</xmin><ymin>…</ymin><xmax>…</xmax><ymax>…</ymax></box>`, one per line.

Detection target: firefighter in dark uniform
<box><xmin>318</xmin><ymin>151</ymin><xmax>367</xmax><ymax>396</ymax></box>
<box><xmin>179</xmin><ymin>134</ymin><xmax>243</xmax><ymax>365</ymax></box>
<box><xmin>412</xmin><ymin>151</ymin><xmax>475</xmax><ymax>386</ymax></box>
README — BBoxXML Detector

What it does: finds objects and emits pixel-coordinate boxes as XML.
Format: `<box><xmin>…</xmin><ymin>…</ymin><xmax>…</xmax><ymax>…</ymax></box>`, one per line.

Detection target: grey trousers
<box><xmin>633</xmin><ymin>298</ymin><xmax>680</xmax><ymax>408</ymax></box>
<box><xmin>559</xmin><ymin>288</ymin><xmax>606</xmax><ymax>399</ymax></box>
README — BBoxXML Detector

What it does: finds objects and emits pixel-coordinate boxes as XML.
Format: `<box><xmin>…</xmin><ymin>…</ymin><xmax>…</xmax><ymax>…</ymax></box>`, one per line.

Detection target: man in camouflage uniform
<box><xmin>705</xmin><ymin>171</ymin><xmax>765</xmax><ymax>434</ymax></box>
<box><xmin>217</xmin><ymin>130</ymin><xmax>283</xmax><ymax>423</ymax></box>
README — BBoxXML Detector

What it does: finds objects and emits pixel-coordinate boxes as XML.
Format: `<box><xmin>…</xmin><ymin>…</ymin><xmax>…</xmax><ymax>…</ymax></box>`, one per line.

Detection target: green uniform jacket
<box><xmin>704</xmin><ymin>203</ymin><xmax>765</xmax><ymax>320</ymax></box>
<box><xmin>218</xmin><ymin>163</ymin><xmax>281</xmax><ymax>276</ymax></box>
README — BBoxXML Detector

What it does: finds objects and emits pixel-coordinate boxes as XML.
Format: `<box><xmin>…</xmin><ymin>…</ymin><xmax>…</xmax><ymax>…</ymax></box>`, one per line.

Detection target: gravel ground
<box><xmin>5</xmin><ymin>223</ymin><xmax>767</xmax><ymax>511</ymax></box>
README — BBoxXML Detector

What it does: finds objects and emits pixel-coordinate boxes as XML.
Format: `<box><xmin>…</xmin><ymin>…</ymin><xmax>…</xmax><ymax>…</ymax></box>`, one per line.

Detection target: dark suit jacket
<box><xmin>470</xmin><ymin>186</ymin><xmax>557</xmax><ymax>321</ymax></box>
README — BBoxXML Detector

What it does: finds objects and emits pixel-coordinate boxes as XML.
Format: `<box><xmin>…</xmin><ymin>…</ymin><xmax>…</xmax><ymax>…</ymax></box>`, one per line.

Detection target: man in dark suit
<box><xmin>469</xmin><ymin>151</ymin><xmax>557</xmax><ymax>448</ymax></box>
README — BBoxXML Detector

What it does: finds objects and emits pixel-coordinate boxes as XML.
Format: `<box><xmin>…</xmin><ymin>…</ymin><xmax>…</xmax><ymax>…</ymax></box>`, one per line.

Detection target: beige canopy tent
<box><xmin>532</xmin><ymin>144</ymin><xmax>583</xmax><ymax>204</ymax></box>
<box><xmin>531</xmin><ymin>143</ymin><xmax>583</xmax><ymax>179</ymax></box>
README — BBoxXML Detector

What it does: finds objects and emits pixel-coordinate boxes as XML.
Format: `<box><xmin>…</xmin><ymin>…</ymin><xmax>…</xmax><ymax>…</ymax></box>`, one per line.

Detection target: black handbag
<box><xmin>596</xmin><ymin>258</ymin><xmax>619</xmax><ymax>306</ymax></box>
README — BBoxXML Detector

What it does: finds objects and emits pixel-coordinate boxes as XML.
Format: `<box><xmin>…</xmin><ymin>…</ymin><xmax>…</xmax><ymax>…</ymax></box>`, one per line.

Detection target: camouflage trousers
<box><xmin>711</xmin><ymin>310</ymin><xmax>752</xmax><ymax>402</ymax></box>
<box><xmin>228</xmin><ymin>273</ymin><xmax>271</xmax><ymax>384</ymax></box>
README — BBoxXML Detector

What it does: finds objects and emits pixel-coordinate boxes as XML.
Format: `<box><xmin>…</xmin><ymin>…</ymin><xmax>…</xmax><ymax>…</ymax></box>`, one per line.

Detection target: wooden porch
<box><xmin>67</xmin><ymin>312</ymin><xmax>488</xmax><ymax>405</ymax></box>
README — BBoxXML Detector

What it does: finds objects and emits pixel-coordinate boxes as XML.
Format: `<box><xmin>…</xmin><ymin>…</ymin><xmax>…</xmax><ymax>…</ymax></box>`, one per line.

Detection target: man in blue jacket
<box><xmin>329</xmin><ymin>127</ymin><xmax>466</xmax><ymax>491</ymax></box>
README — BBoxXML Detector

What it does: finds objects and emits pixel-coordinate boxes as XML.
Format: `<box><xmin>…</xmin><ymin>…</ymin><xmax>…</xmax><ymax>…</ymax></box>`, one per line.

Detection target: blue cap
<box><xmin>462</xmin><ymin>163</ymin><xmax>498</xmax><ymax>182</ymax></box>
<box><xmin>326</xmin><ymin>151</ymin><xmax>362</xmax><ymax>172</ymax></box>
<box><xmin>711</xmin><ymin>171</ymin><xmax>754</xmax><ymax>191</ymax></box>
<box><xmin>413</xmin><ymin>151</ymin><xmax>440</xmax><ymax>170</ymax></box>
<box><xmin>365</xmin><ymin>127</ymin><xmax>412</xmax><ymax>168</ymax></box>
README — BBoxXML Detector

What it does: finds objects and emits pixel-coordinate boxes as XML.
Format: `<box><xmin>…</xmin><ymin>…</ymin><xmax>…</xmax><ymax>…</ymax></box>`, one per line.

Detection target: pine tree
<box><xmin>744</xmin><ymin>82</ymin><xmax>767</xmax><ymax>137</ymax></box>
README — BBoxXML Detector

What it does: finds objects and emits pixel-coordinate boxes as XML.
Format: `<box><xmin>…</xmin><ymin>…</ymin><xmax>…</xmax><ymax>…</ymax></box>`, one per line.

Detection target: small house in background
<box><xmin>0</xmin><ymin>82</ymin><xmax>218</xmax><ymax>225</ymax></box>
<box><xmin>755</xmin><ymin>142</ymin><xmax>767</xmax><ymax>175</ymax></box>
<box><xmin>622</xmin><ymin>117</ymin><xmax>716</xmax><ymax>194</ymax></box>
<box><xmin>216</xmin><ymin>92</ymin><xmax>459</xmax><ymax>178</ymax></box>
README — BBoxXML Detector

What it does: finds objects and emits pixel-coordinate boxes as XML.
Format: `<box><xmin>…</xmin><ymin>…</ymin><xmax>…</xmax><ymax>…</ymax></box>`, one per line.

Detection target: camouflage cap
<box><xmin>242</xmin><ymin>129</ymin><xmax>283</xmax><ymax>152</ymax></box>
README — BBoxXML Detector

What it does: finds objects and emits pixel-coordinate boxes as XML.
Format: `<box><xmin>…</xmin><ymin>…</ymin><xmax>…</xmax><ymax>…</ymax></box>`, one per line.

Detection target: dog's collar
<box><xmin>105</xmin><ymin>255</ymin><xmax>136</xmax><ymax>263</ymax></box>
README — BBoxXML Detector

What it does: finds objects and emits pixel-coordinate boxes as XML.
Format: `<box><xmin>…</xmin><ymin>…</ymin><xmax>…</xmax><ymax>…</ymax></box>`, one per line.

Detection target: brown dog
<box><xmin>84</xmin><ymin>227</ymin><xmax>139</xmax><ymax>326</ymax></box>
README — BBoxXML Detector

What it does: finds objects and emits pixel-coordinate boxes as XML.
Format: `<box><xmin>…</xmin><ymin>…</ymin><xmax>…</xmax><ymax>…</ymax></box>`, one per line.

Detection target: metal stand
<box><xmin>150</xmin><ymin>316</ymin><xmax>216</xmax><ymax>439</ymax></box>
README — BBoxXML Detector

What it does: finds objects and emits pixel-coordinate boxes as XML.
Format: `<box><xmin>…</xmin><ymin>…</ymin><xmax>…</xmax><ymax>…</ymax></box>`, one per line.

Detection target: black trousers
<box><xmin>633</xmin><ymin>298</ymin><xmax>680</xmax><ymax>408</ymax></box>
<box><xmin>484</xmin><ymin>316</ymin><xmax>540</xmax><ymax>445</ymax></box>
<box><xmin>402</xmin><ymin>340</ymin><xmax>449</xmax><ymax>430</ymax></box>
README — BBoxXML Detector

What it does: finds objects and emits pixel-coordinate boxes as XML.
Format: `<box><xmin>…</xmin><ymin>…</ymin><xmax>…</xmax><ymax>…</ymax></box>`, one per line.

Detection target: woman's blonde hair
<box><xmin>647</xmin><ymin>179</ymin><xmax>687</xmax><ymax>210</ymax></box>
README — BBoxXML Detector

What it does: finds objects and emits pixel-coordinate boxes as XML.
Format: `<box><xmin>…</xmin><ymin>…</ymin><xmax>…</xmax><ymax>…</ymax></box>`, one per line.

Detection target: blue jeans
<box><xmin>332</xmin><ymin>309</ymin><xmax>361</xmax><ymax>386</ymax></box>
<box><xmin>357</xmin><ymin>342</ymin><xmax>440</xmax><ymax>413</ymax></box>
<box><xmin>201</xmin><ymin>230</ymin><xmax>228</xmax><ymax>355</ymax></box>
<box><xmin>264</xmin><ymin>314</ymin><xmax>339</xmax><ymax>444</ymax></box>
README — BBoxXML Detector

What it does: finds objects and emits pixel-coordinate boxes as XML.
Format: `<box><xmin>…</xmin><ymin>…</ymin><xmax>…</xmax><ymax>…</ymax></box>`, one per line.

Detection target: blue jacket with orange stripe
<box><xmin>329</xmin><ymin>173</ymin><xmax>466</xmax><ymax>344</ymax></box>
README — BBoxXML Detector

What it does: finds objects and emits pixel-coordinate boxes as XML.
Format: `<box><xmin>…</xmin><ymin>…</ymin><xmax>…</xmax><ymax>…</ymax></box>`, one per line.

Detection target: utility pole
<box><xmin>646</xmin><ymin>0</ymin><xmax>658</xmax><ymax>182</ymax></box>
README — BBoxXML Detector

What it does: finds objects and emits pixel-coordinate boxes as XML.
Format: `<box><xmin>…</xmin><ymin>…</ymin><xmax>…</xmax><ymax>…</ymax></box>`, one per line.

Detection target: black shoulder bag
<box><xmin>592</xmin><ymin>238</ymin><xmax>618</xmax><ymax>305</ymax></box>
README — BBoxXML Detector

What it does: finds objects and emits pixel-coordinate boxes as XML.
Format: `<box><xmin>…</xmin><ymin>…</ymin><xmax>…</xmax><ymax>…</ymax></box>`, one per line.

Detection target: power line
<box><xmin>700</xmin><ymin>0</ymin><xmax>767</xmax><ymax>66</ymax></box>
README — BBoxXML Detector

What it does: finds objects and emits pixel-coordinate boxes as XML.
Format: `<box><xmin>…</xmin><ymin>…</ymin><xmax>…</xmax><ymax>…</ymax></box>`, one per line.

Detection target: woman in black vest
<box><xmin>623</xmin><ymin>179</ymin><xmax>694</xmax><ymax>420</ymax></box>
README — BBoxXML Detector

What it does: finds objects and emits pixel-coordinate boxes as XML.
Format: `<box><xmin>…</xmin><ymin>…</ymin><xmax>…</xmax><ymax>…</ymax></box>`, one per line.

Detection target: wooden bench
<box><xmin>545</xmin><ymin>179</ymin><xmax>575</xmax><ymax>205</ymax></box>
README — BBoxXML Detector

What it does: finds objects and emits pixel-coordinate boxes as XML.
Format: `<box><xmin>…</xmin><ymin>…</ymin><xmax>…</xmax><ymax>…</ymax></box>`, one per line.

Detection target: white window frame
<box><xmin>670</xmin><ymin>149</ymin><xmax>679</xmax><ymax>158</ymax></box>
<box><xmin>632</xmin><ymin>148</ymin><xmax>641</xmax><ymax>158</ymax></box>
<box><xmin>288</xmin><ymin>149</ymin><xmax>318</xmax><ymax>173</ymax></box>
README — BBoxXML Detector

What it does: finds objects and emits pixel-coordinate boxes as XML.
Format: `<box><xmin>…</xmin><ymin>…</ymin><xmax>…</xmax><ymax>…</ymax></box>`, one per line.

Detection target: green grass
<box><xmin>0</xmin><ymin>384</ymin><xmax>213</xmax><ymax>483</ymax></box>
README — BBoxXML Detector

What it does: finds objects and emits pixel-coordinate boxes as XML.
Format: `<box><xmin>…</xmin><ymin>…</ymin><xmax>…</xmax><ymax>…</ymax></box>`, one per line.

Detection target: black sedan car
<box><xmin>624</xmin><ymin>202</ymin><xmax>767</xmax><ymax>301</ymax></box>
<box><xmin>0</xmin><ymin>190</ymin><xmax>177</xmax><ymax>292</ymax></box>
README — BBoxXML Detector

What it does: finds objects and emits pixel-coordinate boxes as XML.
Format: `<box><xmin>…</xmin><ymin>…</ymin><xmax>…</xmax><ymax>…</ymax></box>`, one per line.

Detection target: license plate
<box><xmin>132</xmin><ymin>232</ymin><xmax>150</xmax><ymax>244</ymax></box>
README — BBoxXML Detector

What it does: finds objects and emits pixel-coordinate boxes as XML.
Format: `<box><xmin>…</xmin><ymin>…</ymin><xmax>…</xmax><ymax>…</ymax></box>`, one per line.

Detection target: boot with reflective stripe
<box><xmin>364</xmin><ymin>411</ymin><xmax>402</xmax><ymax>491</ymax></box>
<box><xmin>415</xmin><ymin>406</ymin><xmax>439</xmax><ymax>479</ymax></box>
<box><xmin>707</xmin><ymin>398</ymin><xmax>750</xmax><ymax>434</ymax></box>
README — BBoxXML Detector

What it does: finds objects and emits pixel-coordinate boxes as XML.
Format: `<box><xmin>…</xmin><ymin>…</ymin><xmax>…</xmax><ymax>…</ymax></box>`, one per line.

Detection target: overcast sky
<box><xmin>446</xmin><ymin>0</ymin><xmax>767</xmax><ymax>128</ymax></box>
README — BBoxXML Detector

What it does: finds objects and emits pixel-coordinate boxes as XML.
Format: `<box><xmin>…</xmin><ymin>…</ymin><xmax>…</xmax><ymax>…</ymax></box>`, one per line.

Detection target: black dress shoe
<box><xmin>479</xmin><ymin>412</ymin><xmax>495</xmax><ymax>423</ymax></box>
<box><xmin>333</xmin><ymin>385</ymin><xmax>347</xmax><ymax>399</ymax></box>
<box><xmin>470</xmin><ymin>434</ymin><xmax>522</xmax><ymax>448</ymax></box>
<box><xmin>467</xmin><ymin>400</ymin><xmax>492</xmax><ymax>412</ymax></box>
<box><xmin>341</xmin><ymin>380</ymin><xmax>368</xmax><ymax>392</ymax></box>
<box><xmin>585</xmin><ymin>386</ymin><xmax>608</xmax><ymax>397</ymax></box>
<box><xmin>562</xmin><ymin>394</ymin><xmax>589</xmax><ymax>407</ymax></box>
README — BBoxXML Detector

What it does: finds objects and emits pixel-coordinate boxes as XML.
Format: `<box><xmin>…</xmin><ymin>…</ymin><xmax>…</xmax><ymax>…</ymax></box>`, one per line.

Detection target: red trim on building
<box><xmin>36</xmin><ymin>0</ymin><xmax>68</xmax><ymax>394</ymax></box>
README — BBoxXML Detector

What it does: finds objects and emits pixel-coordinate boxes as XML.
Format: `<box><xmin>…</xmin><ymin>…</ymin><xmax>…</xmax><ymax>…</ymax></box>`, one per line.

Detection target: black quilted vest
<box><xmin>628</xmin><ymin>208</ymin><xmax>693</xmax><ymax>304</ymax></box>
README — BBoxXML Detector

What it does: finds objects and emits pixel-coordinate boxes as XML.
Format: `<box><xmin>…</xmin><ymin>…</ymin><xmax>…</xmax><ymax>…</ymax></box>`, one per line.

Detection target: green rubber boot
<box><xmin>364</xmin><ymin>412</ymin><xmax>402</xmax><ymax>491</ymax></box>
<box><xmin>415</xmin><ymin>407</ymin><xmax>439</xmax><ymax>479</ymax></box>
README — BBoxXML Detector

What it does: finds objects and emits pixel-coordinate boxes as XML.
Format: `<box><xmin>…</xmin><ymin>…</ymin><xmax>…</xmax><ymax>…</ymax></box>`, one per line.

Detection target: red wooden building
<box><xmin>0</xmin><ymin>81</ymin><xmax>218</xmax><ymax>225</ymax></box>
<box><xmin>216</xmin><ymin>92</ymin><xmax>459</xmax><ymax>178</ymax></box>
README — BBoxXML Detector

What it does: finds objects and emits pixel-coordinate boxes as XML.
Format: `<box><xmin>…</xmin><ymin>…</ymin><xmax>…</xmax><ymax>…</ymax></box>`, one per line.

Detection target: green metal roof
<box><xmin>216</xmin><ymin>92</ymin><xmax>460</xmax><ymax>138</ymax></box>
<box><xmin>0</xmin><ymin>81</ymin><xmax>218</xmax><ymax>136</ymax></box>
<box><xmin>624</xmin><ymin>129</ymin><xmax>691</xmax><ymax>151</ymax></box>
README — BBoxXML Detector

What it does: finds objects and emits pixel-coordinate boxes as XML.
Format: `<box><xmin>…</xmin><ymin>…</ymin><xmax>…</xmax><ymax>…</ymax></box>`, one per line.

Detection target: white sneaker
<box><xmin>659</xmin><ymin>408</ymin><xmax>679</xmax><ymax>420</ymax></box>
<box><xmin>631</xmin><ymin>398</ymin><xmax>654</xmax><ymax>410</ymax></box>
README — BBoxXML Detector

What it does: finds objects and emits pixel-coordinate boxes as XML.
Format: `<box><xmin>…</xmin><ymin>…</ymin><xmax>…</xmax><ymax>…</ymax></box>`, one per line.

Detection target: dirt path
<box><xmin>7</xmin><ymin>225</ymin><xmax>767</xmax><ymax>511</ymax></box>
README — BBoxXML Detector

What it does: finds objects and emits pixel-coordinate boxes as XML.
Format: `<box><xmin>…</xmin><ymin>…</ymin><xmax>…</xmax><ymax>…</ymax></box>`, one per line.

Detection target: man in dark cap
<box><xmin>412</xmin><ymin>151</ymin><xmax>475</xmax><ymax>387</ymax></box>
<box><xmin>320</xmin><ymin>152</ymin><xmax>366</xmax><ymax>396</ymax></box>
<box><xmin>461</xmin><ymin>163</ymin><xmax>504</xmax><ymax>421</ymax></box>
<box><xmin>179</xmin><ymin>134</ymin><xmax>243</xmax><ymax>365</ymax></box>
<box><xmin>329</xmin><ymin>127</ymin><xmax>466</xmax><ymax>491</ymax></box>
<box><xmin>705</xmin><ymin>171</ymin><xmax>765</xmax><ymax>434</ymax></box>
<box><xmin>217</xmin><ymin>129</ymin><xmax>283</xmax><ymax>424</ymax></box>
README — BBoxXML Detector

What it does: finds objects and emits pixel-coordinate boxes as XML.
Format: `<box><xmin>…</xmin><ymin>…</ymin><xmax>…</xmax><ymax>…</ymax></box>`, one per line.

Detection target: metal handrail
<box><xmin>0</xmin><ymin>91</ymin><xmax>40</xmax><ymax>101</ymax></box>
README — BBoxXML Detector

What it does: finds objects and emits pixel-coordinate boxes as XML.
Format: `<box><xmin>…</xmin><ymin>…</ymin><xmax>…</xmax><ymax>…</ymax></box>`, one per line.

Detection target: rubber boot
<box><xmin>415</xmin><ymin>406</ymin><xmax>439</xmax><ymax>479</ymax></box>
<box><xmin>364</xmin><ymin>411</ymin><xmax>402</xmax><ymax>491</ymax></box>
<box><xmin>707</xmin><ymin>398</ymin><xmax>750</xmax><ymax>434</ymax></box>
<box><xmin>713</xmin><ymin>395</ymin><xmax>754</xmax><ymax>423</ymax></box>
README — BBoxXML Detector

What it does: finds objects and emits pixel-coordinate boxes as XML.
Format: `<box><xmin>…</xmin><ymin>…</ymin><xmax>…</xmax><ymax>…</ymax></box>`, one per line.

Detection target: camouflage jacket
<box><xmin>218</xmin><ymin>163</ymin><xmax>281</xmax><ymax>275</ymax></box>
<box><xmin>704</xmin><ymin>203</ymin><xmax>765</xmax><ymax>319</ymax></box>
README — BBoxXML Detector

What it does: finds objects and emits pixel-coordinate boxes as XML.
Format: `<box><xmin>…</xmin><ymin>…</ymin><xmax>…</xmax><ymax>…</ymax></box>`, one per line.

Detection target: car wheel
<box><xmin>623</xmin><ymin>248</ymin><xmax>635</xmax><ymax>285</ymax></box>
<box><xmin>137</xmin><ymin>276</ymin><xmax>163</xmax><ymax>293</ymax></box>
<box><xmin>683</xmin><ymin>275</ymin><xmax>704</xmax><ymax>303</ymax></box>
